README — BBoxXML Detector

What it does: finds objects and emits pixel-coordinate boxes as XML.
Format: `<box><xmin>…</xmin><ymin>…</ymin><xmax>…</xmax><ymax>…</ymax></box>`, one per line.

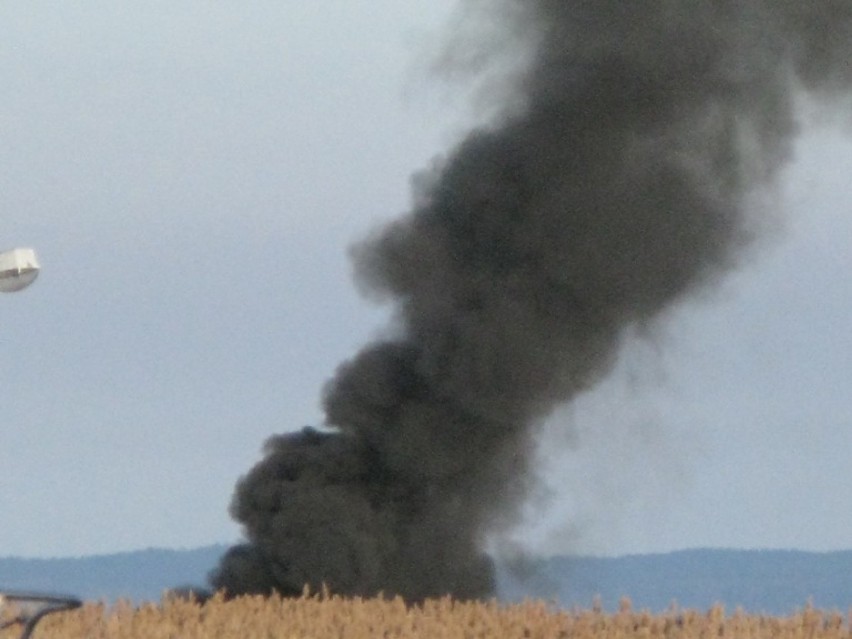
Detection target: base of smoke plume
<box><xmin>208</xmin><ymin>426</ymin><xmax>498</xmax><ymax>602</ymax></box>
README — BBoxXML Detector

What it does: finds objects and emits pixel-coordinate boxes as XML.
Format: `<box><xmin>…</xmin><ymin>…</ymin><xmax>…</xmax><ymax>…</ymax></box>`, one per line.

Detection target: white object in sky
<box><xmin>0</xmin><ymin>248</ymin><xmax>40</xmax><ymax>293</ymax></box>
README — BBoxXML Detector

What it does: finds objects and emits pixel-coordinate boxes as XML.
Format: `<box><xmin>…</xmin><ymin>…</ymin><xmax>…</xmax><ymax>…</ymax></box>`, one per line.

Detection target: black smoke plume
<box><xmin>211</xmin><ymin>2</ymin><xmax>852</xmax><ymax>600</ymax></box>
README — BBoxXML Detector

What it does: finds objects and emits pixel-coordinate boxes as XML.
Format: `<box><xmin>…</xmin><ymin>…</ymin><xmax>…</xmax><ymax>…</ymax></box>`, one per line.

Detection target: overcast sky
<box><xmin>1</xmin><ymin>1</ymin><xmax>851</xmax><ymax>560</ymax></box>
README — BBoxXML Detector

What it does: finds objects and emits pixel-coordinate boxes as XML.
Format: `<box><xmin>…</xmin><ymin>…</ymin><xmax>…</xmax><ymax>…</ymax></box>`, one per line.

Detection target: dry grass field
<box><xmin>2</xmin><ymin>591</ymin><xmax>850</xmax><ymax>639</ymax></box>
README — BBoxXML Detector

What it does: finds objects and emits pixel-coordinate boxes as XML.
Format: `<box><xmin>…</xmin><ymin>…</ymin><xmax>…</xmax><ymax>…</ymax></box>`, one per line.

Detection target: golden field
<box><xmin>2</xmin><ymin>591</ymin><xmax>851</xmax><ymax>639</ymax></box>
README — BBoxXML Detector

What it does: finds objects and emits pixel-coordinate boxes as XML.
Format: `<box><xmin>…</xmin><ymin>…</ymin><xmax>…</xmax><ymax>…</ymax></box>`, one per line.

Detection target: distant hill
<box><xmin>1</xmin><ymin>546</ymin><xmax>850</xmax><ymax>613</ymax></box>
<box><xmin>498</xmin><ymin>548</ymin><xmax>852</xmax><ymax>614</ymax></box>
<box><xmin>0</xmin><ymin>545</ymin><xmax>227</xmax><ymax>602</ymax></box>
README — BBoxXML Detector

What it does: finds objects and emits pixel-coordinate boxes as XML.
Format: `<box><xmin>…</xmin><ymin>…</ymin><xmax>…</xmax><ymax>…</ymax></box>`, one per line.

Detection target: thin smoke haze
<box><xmin>210</xmin><ymin>2</ymin><xmax>852</xmax><ymax>600</ymax></box>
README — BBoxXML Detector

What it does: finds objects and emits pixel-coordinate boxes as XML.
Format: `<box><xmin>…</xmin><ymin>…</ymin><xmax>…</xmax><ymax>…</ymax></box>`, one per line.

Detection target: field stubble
<box><xmin>2</xmin><ymin>591</ymin><xmax>851</xmax><ymax>639</ymax></box>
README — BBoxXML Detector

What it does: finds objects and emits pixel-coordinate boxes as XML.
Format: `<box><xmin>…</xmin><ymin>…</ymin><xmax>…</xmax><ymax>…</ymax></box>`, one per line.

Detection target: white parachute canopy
<box><xmin>0</xmin><ymin>248</ymin><xmax>40</xmax><ymax>293</ymax></box>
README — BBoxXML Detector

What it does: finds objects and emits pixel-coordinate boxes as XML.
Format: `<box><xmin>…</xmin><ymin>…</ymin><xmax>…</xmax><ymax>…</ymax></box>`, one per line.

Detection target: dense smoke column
<box><xmin>211</xmin><ymin>2</ymin><xmax>852</xmax><ymax>600</ymax></box>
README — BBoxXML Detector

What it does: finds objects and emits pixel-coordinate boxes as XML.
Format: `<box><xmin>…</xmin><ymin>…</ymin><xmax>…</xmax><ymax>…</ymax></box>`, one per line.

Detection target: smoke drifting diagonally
<box><xmin>211</xmin><ymin>2</ymin><xmax>852</xmax><ymax>600</ymax></box>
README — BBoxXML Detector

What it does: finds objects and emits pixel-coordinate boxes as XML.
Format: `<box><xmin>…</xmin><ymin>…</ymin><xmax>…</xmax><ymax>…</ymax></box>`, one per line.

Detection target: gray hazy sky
<box><xmin>1</xmin><ymin>1</ymin><xmax>851</xmax><ymax>559</ymax></box>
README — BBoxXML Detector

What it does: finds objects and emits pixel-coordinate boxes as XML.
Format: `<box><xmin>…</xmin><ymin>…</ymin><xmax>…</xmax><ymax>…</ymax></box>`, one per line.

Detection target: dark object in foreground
<box><xmin>0</xmin><ymin>590</ymin><xmax>82</xmax><ymax>639</ymax></box>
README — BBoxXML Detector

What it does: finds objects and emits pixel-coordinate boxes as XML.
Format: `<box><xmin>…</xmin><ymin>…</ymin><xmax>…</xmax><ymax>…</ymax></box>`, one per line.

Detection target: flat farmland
<box><xmin>3</xmin><ymin>592</ymin><xmax>850</xmax><ymax>639</ymax></box>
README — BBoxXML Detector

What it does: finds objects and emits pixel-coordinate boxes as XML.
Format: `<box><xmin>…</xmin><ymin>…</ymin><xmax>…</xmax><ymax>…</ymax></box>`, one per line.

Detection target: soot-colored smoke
<box><xmin>211</xmin><ymin>2</ymin><xmax>852</xmax><ymax>600</ymax></box>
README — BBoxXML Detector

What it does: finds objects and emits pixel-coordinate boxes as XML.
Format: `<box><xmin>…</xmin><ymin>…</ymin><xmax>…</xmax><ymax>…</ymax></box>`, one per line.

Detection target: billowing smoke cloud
<box><xmin>211</xmin><ymin>2</ymin><xmax>852</xmax><ymax>600</ymax></box>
